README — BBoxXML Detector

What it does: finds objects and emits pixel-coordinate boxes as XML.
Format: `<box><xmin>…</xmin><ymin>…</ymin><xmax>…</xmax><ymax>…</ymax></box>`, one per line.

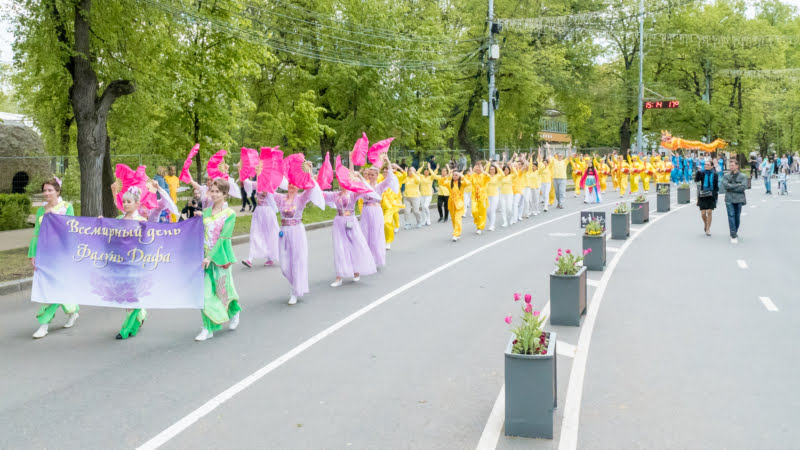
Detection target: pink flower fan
<box><xmin>335</xmin><ymin>155</ymin><xmax>372</xmax><ymax>193</ymax></box>
<box><xmin>317</xmin><ymin>152</ymin><xmax>333</xmax><ymax>190</ymax></box>
<box><xmin>239</xmin><ymin>147</ymin><xmax>260</xmax><ymax>182</ymax></box>
<box><xmin>367</xmin><ymin>137</ymin><xmax>394</xmax><ymax>166</ymax></box>
<box><xmin>206</xmin><ymin>149</ymin><xmax>229</xmax><ymax>180</ymax></box>
<box><xmin>350</xmin><ymin>132</ymin><xmax>369</xmax><ymax>166</ymax></box>
<box><xmin>284</xmin><ymin>153</ymin><xmax>315</xmax><ymax>189</ymax></box>
<box><xmin>257</xmin><ymin>147</ymin><xmax>284</xmax><ymax>193</ymax></box>
<box><xmin>179</xmin><ymin>144</ymin><xmax>199</xmax><ymax>184</ymax></box>
<box><xmin>114</xmin><ymin>164</ymin><xmax>156</xmax><ymax>211</ymax></box>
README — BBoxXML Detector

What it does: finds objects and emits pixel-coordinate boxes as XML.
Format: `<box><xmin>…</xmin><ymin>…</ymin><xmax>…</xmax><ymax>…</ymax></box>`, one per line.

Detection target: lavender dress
<box><xmin>359</xmin><ymin>171</ymin><xmax>399</xmax><ymax>266</ymax></box>
<box><xmin>270</xmin><ymin>185</ymin><xmax>322</xmax><ymax>297</ymax></box>
<box><xmin>324</xmin><ymin>191</ymin><xmax>379</xmax><ymax>278</ymax></box>
<box><xmin>248</xmin><ymin>192</ymin><xmax>279</xmax><ymax>263</ymax></box>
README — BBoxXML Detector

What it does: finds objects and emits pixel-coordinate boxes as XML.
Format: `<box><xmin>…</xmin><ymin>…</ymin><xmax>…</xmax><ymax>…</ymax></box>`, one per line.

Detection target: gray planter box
<box><xmin>582</xmin><ymin>234</ymin><xmax>606</xmax><ymax>271</ymax></box>
<box><xmin>657</xmin><ymin>193</ymin><xmax>670</xmax><ymax>212</ymax></box>
<box><xmin>677</xmin><ymin>187</ymin><xmax>690</xmax><ymax>204</ymax></box>
<box><xmin>550</xmin><ymin>266</ymin><xmax>587</xmax><ymax>326</ymax></box>
<box><xmin>504</xmin><ymin>333</ymin><xmax>557</xmax><ymax>439</ymax></box>
<box><xmin>611</xmin><ymin>212</ymin><xmax>630</xmax><ymax>240</ymax></box>
<box><xmin>631</xmin><ymin>201</ymin><xmax>649</xmax><ymax>224</ymax></box>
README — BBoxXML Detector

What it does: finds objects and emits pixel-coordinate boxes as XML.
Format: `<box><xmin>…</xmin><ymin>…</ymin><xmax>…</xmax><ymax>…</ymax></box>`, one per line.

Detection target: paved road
<box><xmin>1</xmin><ymin>180</ymin><xmax>797</xmax><ymax>449</ymax></box>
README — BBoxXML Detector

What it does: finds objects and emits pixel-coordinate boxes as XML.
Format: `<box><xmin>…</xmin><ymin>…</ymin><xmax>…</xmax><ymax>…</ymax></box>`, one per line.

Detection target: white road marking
<box><xmin>607</xmin><ymin>246</ymin><xmax>621</xmax><ymax>252</ymax></box>
<box><xmin>587</xmin><ymin>279</ymin><xmax>600</xmax><ymax>287</ymax></box>
<box><xmin>742</xmin><ymin>212</ymin><xmax>749</xmax><ymax>216</ymax></box>
<box><xmin>750</xmin><ymin>205</ymin><xmax>757</xmax><ymax>208</ymax></box>
<box><xmin>737</xmin><ymin>260</ymin><xmax>748</xmax><ymax>269</ymax></box>
<box><xmin>630</xmin><ymin>227</ymin><xmax>642</xmax><ymax>233</ymax></box>
<box><xmin>759</xmin><ymin>296</ymin><xmax>779</xmax><ymax>312</ymax></box>
<box><xmin>140</xmin><ymin>195</ymin><xmax>632</xmax><ymax>450</ymax></box>
<box><xmin>549</xmin><ymin>232</ymin><xmax>577</xmax><ymax>237</ymax></box>
<box><xmin>557</xmin><ymin>203</ymin><xmax>691</xmax><ymax>450</ymax></box>
<box><xmin>557</xmin><ymin>341</ymin><xmax>577</xmax><ymax>358</ymax></box>
<box><xmin>761</xmin><ymin>199</ymin><xmax>766</xmax><ymax>202</ymax></box>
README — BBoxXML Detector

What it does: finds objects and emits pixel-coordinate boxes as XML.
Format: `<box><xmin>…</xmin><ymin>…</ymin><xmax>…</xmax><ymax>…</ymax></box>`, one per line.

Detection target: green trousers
<box><xmin>202</xmin><ymin>301</ymin><xmax>241</xmax><ymax>332</ymax></box>
<box><xmin>37</xmin><ymin>304</ymin><xmax>79</xmax><ymax>325</ymax></box>
<box><xmin>119</xmin><ymin>309</ymin><xmax>147</xmax><ymax>339</ymax></box>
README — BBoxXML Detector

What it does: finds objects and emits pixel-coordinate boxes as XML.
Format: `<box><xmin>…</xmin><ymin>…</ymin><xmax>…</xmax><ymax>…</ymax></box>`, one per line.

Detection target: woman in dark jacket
<box><xmin>695</xmin><ymin>159</ymin><xmax>719</xmax><ymax>236</ymax></box>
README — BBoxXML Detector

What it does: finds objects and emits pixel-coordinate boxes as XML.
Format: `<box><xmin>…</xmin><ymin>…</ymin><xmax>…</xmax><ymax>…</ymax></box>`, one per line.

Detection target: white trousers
<box><xmin>487</xmin><ymin>195</ymin><xmax>499</xmax><ymax>229</ymax></box>
<box><xmin>404</xmin><ymin>196</ymin><xmax>422</xmax><ymax>226</ymax></box>
<box><xmin>523</xmin><ymin>188</ymin><xmax>533</xmax><ymax>217</ymax></box>
<box><xmin>584</xmin><ymin>186</ymin><xmax>602</xmax><ymax>203</ymax></box>
<box><xmin>529</xmin><ymin>187</ymin><xmax>540</xmax><ymax>214</ymax></box>
<box><xmin>540</xmin><ymin>182</ymin><xmax>551</xmax><ymax>210</ymax></box>
<box><xmin>463</xmin><ymin>192</ymin><xmax>471</xmax><ymax>217</ymax></box>
<box><xmin>513</xmin><ymin>193</ymin><xmax>524</xmax><ymax>222</ymax></box>
<box><xmin>420</xmin><ymin>195</ymin><xmax>432</xmax><ymax>225</ymax></box>
<box><xmin>500</xmin><ymin>193</ymin><xmax>514</xmax><ymax>226</ymax></box>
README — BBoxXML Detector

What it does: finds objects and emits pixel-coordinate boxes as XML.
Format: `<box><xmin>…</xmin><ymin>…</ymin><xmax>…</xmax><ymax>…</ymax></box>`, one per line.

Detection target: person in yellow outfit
<box><xmin>433</xmin><ymin>166</ymin><xmax>451</xmax><ymax>223</ymax></box>
<box><xmin>468</xmin><ymin>163</ymin><xmax>491</xmax><ymax>234</ymax></box>
<box><xmin>537</xmin><ymin>153</ymin><xmax>552</xmax><ymax>212</ymax></box>
<box><xmin>525</xmin><ymin>155</ymin><xmax>541</xmax><ymax>217</ymax></box>
<box><xmin>610</xmin><ymin>153</ymin><xmax>620</xmax><ymax>192</ymax></box>
<box><xmin>511</xmin><ymin>157</ymin><xmax>528</xmax><ymax>223</ymax></box>
<box><xmin>442</xmin><ymin>171</ymin><xmax>472</xmax><ymax>241</ymax></box>
<box><xmin>378</xmin><ymin>164</ymin><xmax>405</xmax><ymax>249</ymax></box>
<box><xmin>593</xmin><ymin>155</ymin><xmax>608</xmax><ymax>194</ymax></box>
<box><xmin>499</xmin><ymin>164</ymin><xmax>514</xmax><ymax>226</ymax></box>
<box><xmin>570</xmin><ymin>155</ymin><xmax>584</xmax><ymax>197</ymax></box>
<box><xmin>164</xmin><ymin>166</ymin><xmax>180</xmax><ymax>222</ymax></box>
<box><xmin>388</xmin><ymin>167</ymin><xmax>406</xmax><ymax>238</ymax></box>
<box><xmin>652</xmin><ymin>155</ymin><xmax>665</xmax><ymax>183</ymax></box>
<box><xmin>485</xmin><ymin>162</ymin><xmax>502</xmax><ymax>230</ymax></box>
<box><xmin>462</xmin><ymin>172</ymin><xmax>473</xmax><ymax>219</ymax></box>
<box><xmin>628</xmin><ymin>154</ymin><xmax>642</xmax><ymax>194</ymax></box>
<box><xmin>402</xmin><ymin>167</ymin><xmax>423</xmax><ymax>229</ymax></box>
<box><xmin>642</xmin><ymin>156</ymin><xmax>655</xmax><ymax>192</ymax></box>
<box><xmin>418</xmin><ymin>163</ymin><xmax>437</xmax><ymax>226</ymax></box>
<box><xmin>619</xmin><ymin>155</ymin><xmax>631</xmax><ymax>197</ymax></box>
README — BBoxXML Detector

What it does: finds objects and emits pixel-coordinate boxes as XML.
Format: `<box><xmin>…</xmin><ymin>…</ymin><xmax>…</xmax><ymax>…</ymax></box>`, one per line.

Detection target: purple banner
<box><xmin>31</xmin><ymin>215</ymin><xmax>204</xmax><ymax>309</ymax></box>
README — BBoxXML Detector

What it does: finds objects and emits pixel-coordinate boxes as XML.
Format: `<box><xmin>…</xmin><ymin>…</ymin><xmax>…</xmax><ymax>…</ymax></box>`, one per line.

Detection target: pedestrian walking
<box><xmin>760</xmin><ymin>155</ymin><xmax>775</xmax><ymax>194</ymax></box>
<box><xmin>778</xmin><ymin>166</ymin><xmax>789</xmax><ymax>195</ymax></box>
<box><xmin>721</xmin><ymin>158</ymin><xmax>747</xmax><ymax>244</ymax></box>
<box><xmin>695</xmin><ymin>159</ymin><xmax>719</xmax><ymax>237</ymax></box>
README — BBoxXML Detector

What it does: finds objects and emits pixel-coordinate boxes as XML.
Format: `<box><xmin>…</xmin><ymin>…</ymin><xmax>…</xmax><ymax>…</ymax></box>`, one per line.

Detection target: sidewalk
<box><xmin>0</xmin><ymin>228</ymin><xmax>34</xmax><ymax>252</ymax></box>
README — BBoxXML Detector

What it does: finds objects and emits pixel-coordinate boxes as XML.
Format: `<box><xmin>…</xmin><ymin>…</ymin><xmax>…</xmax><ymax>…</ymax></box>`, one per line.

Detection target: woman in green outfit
<box><xmin>195</xmin><ymin>178</ymin><xmax>240</xmax><ymax>341</ymax></box>
<box><xmin>30</xmin><ymin>178</ymin><xmax>80</xmax><ymax>339</ymax></box>
<box><xmin>114</xmin><ymin>185</ymin><xmax>149</xmax><ymax>339</ymax></box>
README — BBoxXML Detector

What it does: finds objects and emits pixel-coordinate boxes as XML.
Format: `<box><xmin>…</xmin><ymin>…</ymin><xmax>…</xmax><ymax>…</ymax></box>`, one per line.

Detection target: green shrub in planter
<box><xmin>0</xmin><ymin>194</ymin><xmax>33</xmax><ymax>231</ymax></box>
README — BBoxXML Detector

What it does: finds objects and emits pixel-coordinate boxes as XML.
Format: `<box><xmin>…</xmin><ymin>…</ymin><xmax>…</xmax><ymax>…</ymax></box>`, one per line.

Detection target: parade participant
<box><xmin>511</xmin><ymin>157</ymin><xmax>527</xmax><ymax>222</ymax></box>
<box><xmin>485</xmin><ymin>163</ymin><xmax>502</xmax><ymax>230</ymax></box>
<box><xmin>433</xmin><ymin>166</ymin><xmax>450</xmax><ymax>223</ymax></box>
<box><xmin>113</xmin><ymin>186</ymin><xmax>149</xmax><ymax>340</ymax></box>
<box><xmin>241</xmin><ymin>190</ymin><xmax>279</xmax><ymax>268</ymax></box>
<box><xmin>549</xmin><ymin>147</ymin><xmax>569</xmax><ymax>209</ymax></box>
<box><xmin>664</xmin><ymin>155</ymin><xmax>674</xmax><ymax>183</ymax></box>
<box><xmin>325</xmin><ymin>161</ymin><xmax>379</xmax><ymax>287</ymax></box>
<box><xmin>379</xmin><ymin>163</ymin><xmax>405</xmax><ymax>249</ymax></box>
<box><xmin>442</xmin><ymin>170</ymin><xmax>472</xmax><ymax>241</ymax></box>
<box><xmin>29</xmin><ymin>178</ymin><xmax>79</xmax><ymax>339</ymax></box>
<box><xmin>618</xmin><ymin>155</ymin><xmax>631</xmax><ymax>197</ymax></box>
<box><xmin>570</xmin><ymin>154</ymin><xmax>584</xmax><ymax>197</ymax></box>
<box><xmin>164</xmin><ymin>166</ymin><xmax>180</xmax><ymax>222</ymax></box>
<box><xmin>537</xmin><ymin>153</ymin><xmax>552</xmax><ymax>213</ymax></box>
<box><xmin>593</xmin><ymin>155</ymin><xmax>609</xmax><ymax>194</ymax></box>
<box><xmin>686</xmin><ymin>153</ymin><xmax>695</xmax><ymax>182</ymax></box>
<box><xmin>670</xmin><ymin>154</ymin><xmax>682</xmax><ymax>184</ymax></box>
<box><xmin>195</xmin><ymin>178</ymin><xmax>240</xmax><ymax>341</ymax></box>
<box><xmin>611</xmin><ymin>153</ymin><xmax>620</xmax><ymax>192</ymax></box>
<box><xmin>271</xmin><ymin>158</ymin><xmax>324</xmax><ymax>305</ymax></box>
<box><xmin>418</xmin><ymin>163</ymin><xmax>436</xmax><ymax>226</ymax></box>
<box><xmin>361</xmin><ymin>155</ymin><xmax>399</xmax><ymax>263</ymax></box>
<box><xmin>499</xmin><ymin>164</ymin><xmax>514</xmax><ymax>225</ymax></box>
<box><xmin>642</xmin><ymin>156</ymin><xmax>655</xmax><ymax>192</ymax></box>
<box><xmin>390</xmin><ymin>167</ymin><xmax>406</xmax><ymax>233</ymax></box>
<box><xmin>628</xmin><ymin>154</ymin><xmax>642</xmax><ymax>194</ymax></box>
<box><xmin>695</xmin><ymin>159</ymin><xmax>719</xmax><ymax>236</ymax></box>
<box><xmin>462</xmin><ymin>168</ymin><xmax>473</xmax><ymax>218</ymax></box>
<box><xmin>526</xmin><ymin>155</ymin><xmax>541</xmax><ymax>217</ymax></box>
<box><xmin>651</xmin><ymin>155</ymin><xmax>664</xmax><ymax>183</ymax></box>
<box><xmin>468</xmin><ymin>162</ymin><xmax>490</xmax><ymax>234</ymax></box>
<box><xmin>402</xmin><ymin>166</ymin><xmax>423</xmax><ymax>229</ymax></box>
<box><xmin>581</xmin><ymin>163</ymin><xmax>601</xmax><ymax>204</ymax></box>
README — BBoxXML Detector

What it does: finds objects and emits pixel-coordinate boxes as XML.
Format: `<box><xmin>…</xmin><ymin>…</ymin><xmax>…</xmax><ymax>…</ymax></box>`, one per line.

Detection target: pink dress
<box><xmin>270</xmin><ymin>186</ymin><xmax>321</xmax><ymax>297</ymax></box>
<box><xmin>323</xmin><ymin>191</ymin><xmax>379</xmax><ymax>278</ymax></box>
<box><xmin>359</xmin><ymin>171</ymin><xmax>398</xmax><ymax>266</ymax></box>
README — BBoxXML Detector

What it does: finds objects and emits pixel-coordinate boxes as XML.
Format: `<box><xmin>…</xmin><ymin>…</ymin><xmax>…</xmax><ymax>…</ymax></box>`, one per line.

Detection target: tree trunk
<box><xmin>102</xmin><ymin>136</ymin><xmax>117</xmax><ymax>217</ymax></box>
<box><xmin>619</xmin><ymin>117</ymin><xmax>631</xmax><ymax>155</ymax></box>
<box><xmin>69</xmin><ymin>0</ymin><xmax>134</xmax><ymax>217</ymax></box>
<box><xmin>193</xmin><ymin>110</ymin><xmax>202</xmax><ymax>181</ymax></box>
<box><xmin>457</xmin><ymin>94</ymin><xmax>479</xmax><ymax>164</ymax></box>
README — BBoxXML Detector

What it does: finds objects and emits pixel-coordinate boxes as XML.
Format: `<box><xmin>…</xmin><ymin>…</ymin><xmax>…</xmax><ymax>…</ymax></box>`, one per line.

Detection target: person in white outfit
<box><xmin>485</xmin><ymin>162</ymin><xmax>502</xmax><ymax>231</ymax></box>
<box><xmin>499</xmin><ymin>165</ymin><xmax>514</xmax><ymax>227</ymax></box>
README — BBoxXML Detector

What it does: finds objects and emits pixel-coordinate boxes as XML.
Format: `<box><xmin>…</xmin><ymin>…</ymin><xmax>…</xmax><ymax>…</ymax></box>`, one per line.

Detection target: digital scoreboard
<box><xmin>644</xmin><ymin>100</ymin><xmax>679</xmax><ymax>109</ymax></box>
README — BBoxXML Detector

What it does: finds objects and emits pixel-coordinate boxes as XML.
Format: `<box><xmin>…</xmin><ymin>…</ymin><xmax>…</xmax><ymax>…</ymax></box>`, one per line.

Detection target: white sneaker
<box><xmin>452</xmin><ymin>236</ymin><xmax>458</xmax><ymax>242</ymax></box>
<box><xmin>404</xmin><ymin>224</ymin><xmax>411</xmax><ymax>230</ymax></box>
<box><xmin>394</xmin><ymin>228</ymin><xmax>399</xmax><ymax>232</ymax></box>
<box><xmin>194</xmin><ymin>328</ymin><xmax>213</xmax><ymax>341</ymax></box>
<box><xmin>489</xmin><ymin>226</ymin><xmax>495</xmax><ymax>231</ymax></box>
<box><xmin>64</xmin><ymin>312</ymin><xmax>79</xmax><ymax>328</ymax></box>
<box><xmin>476</xmin><ymin>229</ymin><xmax>482</xmax><ymax>235</ymax></box>
<box><xmin>331</xmin><ymin>279</ymin><xmax>343</xmax><ymax>287</ymax></box>
<box><xmin>229</xmin><ymin>313</ymin><xmax>240</xmax><ymax>330</ymax></box>
<box><xmin>32</xmin><ymin>324</ymin><xmax>49</xmax><ymax>339</ymax></box>
<box><xmin>353</xmin><ymin>275</ymin><xmax>360</xmax><ymax>282</ymax></box>
<box><xmin>288</xmin><ymin>296</ymin><xmax>298</xmax><ymax>305</ymax></box>
<box><xmin>385</xmin><ymin>243</ymin><xmax>391</xmax><ymax>250</ymax></box>
<box><xmin>501</xmin><ymin>223</ymin><xmax>507</xmax><ymax>227</ymax></box>
<box><xmin>731</xmin><ymin>237</ymin><xmax>738</xmax><ymax>244</ymax></box>
<box><xmin>417</xmin><ymin>224</ymin><xmax>423</xmax><ymax>229</ymax></box>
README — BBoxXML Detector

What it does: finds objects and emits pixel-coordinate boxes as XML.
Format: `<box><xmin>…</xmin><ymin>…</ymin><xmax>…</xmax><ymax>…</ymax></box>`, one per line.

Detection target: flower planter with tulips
<box><xmin>582</xmin><ymin>218</ymin><xmax>605</xmax><ymax>271</ymax></box>
<box><xmin>550</xmin><ymin>248</ymin><xmax>588</xmax><ymax>326</ymax></box>
<box><xmin>657</xmin><ymin>185</ymin><xmax>670</xmax><ymax>212</ymax></box>
<box><xmin>611</xmin><ymin>202</ymin><xmax>630</xmax><ymax>240</ymax></box>
<box><xmin>631</xmin><ymin>194</ymin><xmax>649</xmax><ymax>224</ymax></box>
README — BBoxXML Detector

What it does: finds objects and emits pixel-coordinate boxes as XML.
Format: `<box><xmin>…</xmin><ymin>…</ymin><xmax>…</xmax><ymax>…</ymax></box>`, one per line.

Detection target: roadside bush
<box><xmin>0</xmin><ymin>194</ymin><xmax>33</xmax><ymax>231</ymax></box>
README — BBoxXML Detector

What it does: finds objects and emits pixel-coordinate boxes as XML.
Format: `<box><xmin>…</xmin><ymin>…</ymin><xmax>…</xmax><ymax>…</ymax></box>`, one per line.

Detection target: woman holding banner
<box><xmin>30</xmin><ymin>178</ymin><xmax>80</xmax><ymax>339</ymax></box>
<box><xmin>195</xmin><ymin>178</ymin><xmax>241</xmax><ymax>341</ymax></box>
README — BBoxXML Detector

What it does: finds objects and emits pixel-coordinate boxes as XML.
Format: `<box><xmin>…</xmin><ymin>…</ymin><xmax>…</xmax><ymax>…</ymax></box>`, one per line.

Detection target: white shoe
<box><xmin>489</xmin><ymin>226</ymin><xmax>495</xmax><ymax>231</ymax></box>
<box><xmin>731</xmin><ymin>238</ymin><xmax>738</xmax><ymax>244</ymax></box>
<box><xmin>501</xmin><ymin>223</ymin><xmax>508</xmax><ymax>227</ymax></box>
<box><xmin>194</xmin><ymin>328</ymin><xmax>213</xmax><ymax>341</ymax></box>
<box><xmin>385</xmin><ymin>243</ymin><xmax>391</xmax><ymax>250</ymax></box>
<box><xmin>404</xmin><ymin>224</ymin><xmax>410</xmax><ymax>230</ymax></box>
<box><xmin>288</xmin><ymin>296</ymin><xmax>298</xmax><ymax>305</ymax></box>
<box><xmin>33</xmin><ymin>324</ymin><xmax>49</xmax><ymax>339</ymax></box>
<box><xmin>544</xmin><ymin>207</ymin><xmax>548</xmax><ymax>212</ymax></box>
<box><xmin>229</xmin><ymin>313</ymin><xmax>240</xmax><ymax>330</ymax></box>
<box><xmin>394</xmin><ymin>228</ymin><xmax>399</xmax><ymax>232</ymax></box>
<box><xmin>476</xmin><ymin>229</ymin><xmax>482</xmax><ymax>235</ymax></box>
<box><xmin>64</xmin><ymin>312</ymin><xmax>79</xmax><ymax>328</ymax></box>
<box><xmin>330</xmin><ymin>279</ymin><xmax>343</xmax><ymax>287</ymax></box>
<box><xmin>353</xmin><ymin>275</ymin><xmax>360</xmax><ymax>282</ymax></box>
<box><xmin>452</xmin><ymin>236</ymin><xmax>458</xmax><ymax>242</ymax></box>
<box><xmin>417</xmin><ymin>224</ymin><xmax>423</xmax><ymax>229</ymax></box>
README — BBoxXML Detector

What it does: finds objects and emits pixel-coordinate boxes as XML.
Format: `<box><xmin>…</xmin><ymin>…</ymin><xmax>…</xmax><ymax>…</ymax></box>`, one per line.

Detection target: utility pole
<box><xmin>487</xmin><ymin>0</ymin><xmax>499</xmax><ymax>161</ymax></box>
<box><xmin>636</xmin><ymin>0</ymin><xmax>644</xmax><ymax>157</ymax></box>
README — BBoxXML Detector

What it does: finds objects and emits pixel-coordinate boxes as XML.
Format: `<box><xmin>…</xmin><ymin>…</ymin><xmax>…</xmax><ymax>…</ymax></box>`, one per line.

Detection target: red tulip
<box><xmin>524</xmin><ymin>294</ymin><xmax>532</xmax><ymax>304</ymax></box>
<box><xmin>524</xmin><ymin>303</ymin><xmax>532</xmax><ymax>313</ymax></box>
<box><xmin>504</xmin><ymin>315</ymin><xmax>512</xmax><ymax>324</ymax></box>
<box><xmin>513</xmin><ymin>293</ymin><xmax>521</xmax><ymax>301</ymax></box>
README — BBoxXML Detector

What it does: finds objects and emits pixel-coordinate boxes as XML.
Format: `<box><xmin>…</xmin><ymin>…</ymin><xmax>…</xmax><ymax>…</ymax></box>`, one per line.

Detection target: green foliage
<box><xmin>506</xmin><ymin>293</ymin><xmax>549</xmax><ymax>356</ymax></box>
<box><xmin>554</xmin><ymin>248</ymin><xmax>585</xmax><ymax>276</ymax></box>
<box><xmin>613</xmin><ymin>202</ymin><xmax>629</xmax><ymax>214</ymax></box>
<box><xmin>0</xmin><ymin>194</ymin><xmax>33</xmax><ymax>231</ymax></box>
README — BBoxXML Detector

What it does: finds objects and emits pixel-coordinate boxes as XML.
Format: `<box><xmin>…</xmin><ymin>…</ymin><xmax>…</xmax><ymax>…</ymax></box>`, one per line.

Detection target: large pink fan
<box><xmin>114</xmin><ymin>164</ymin><xmax>157</xmax><ymax>211</ymax></box>
<box><xmin>284</xmin><ymin>153</ymin><xmax>315</xmax><ymax>189</ymax></box>
<box><xmin>335</xmin><ymin>155</ymin><xmax>372</xmax><ymax>193</ymax></box>
<box><xmin>350</xmin><ymin>132</ymin><xmax>369</xmax><ymax>166</ymax></box>
<box><xmin>240</xmin><ymin>147</ymin><xmax>259</xmax><ymax>182</ymax></box>
<box><xmin>179</xmin><ymin>143</ymin><xmax>199</xmax><ymax>184</ymax></box>
<box><xmin>367</xmin><ymin>137</ymin><xmax>394</xmax><ymax>166</ymax></box>
<box><xmin>317</xmin><ymin>152</ymin><xmax>333</xmax><ymax>190</ymax></box>
<box><xmin>206</xmin><ymin>149</ymin><xmax>229</xmax><ymax>180</ymax></box>
<box><xmin>257</xmin><ymin>146</ymin><xmax>285</xmax><ymax>193</ymax></box>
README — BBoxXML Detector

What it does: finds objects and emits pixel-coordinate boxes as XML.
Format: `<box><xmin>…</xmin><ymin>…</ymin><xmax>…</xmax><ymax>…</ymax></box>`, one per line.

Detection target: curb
<box><xmin>0</xmin><ymin>277</ymin><xmax>33</xmax><ymax>296</ymax></box>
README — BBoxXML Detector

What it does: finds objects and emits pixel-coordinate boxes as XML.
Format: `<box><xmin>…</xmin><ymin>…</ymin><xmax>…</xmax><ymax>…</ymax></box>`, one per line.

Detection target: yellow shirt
<box><xmin>539</xmin><ymin>163</ymin><xmax>551</xmax><ymax>181</ymax></box>
<box><xmin>526</xmin><ymin>168</ymin><xmax>541</xmax><ymax>189</ymax></box>
<box><xmin>433</xmin><ymin>175</ymin><xmax>450</xmax><ymax>196</ymax></box>
<box><xmin>512</xmin><ymin>169</ymin><xmax>526</xmax><ymax>195</ymax></box>
<box><xmin>403</xmin><ymin>173</ymin><xmax>421</xmax><ymax>198</ymax></box>
<box><xmin>164</xmin><ymin>175</ymin><xmax>180</xmax><ymax>203</ymax></box>
<box><xmin>469</xmin><ymin>173</ymin><xmax>491</xmax><ymax>201</ymax></box>
<box><xmin>500</xmin><ymin>174</ymin><xmax>514</xmax><ymax>195</ymax></box>
<box><xmin>487</xmin><ymin>174</ymin><xmax>502</xmax><ymax>197</ymax></box>
<box><xmin>551</xmin><ymin>158</ymin><xmax>568</xmax><ymax>179</ymax></box>
<box><xmin>442</xmin><ymin>177</ymin><xmax>472</xmax><ymax>211</ymax></box>
<box><xmin>419</xmin><ymin>174</ymin><xmax>435</xmax><ymax>196</ymax></box>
